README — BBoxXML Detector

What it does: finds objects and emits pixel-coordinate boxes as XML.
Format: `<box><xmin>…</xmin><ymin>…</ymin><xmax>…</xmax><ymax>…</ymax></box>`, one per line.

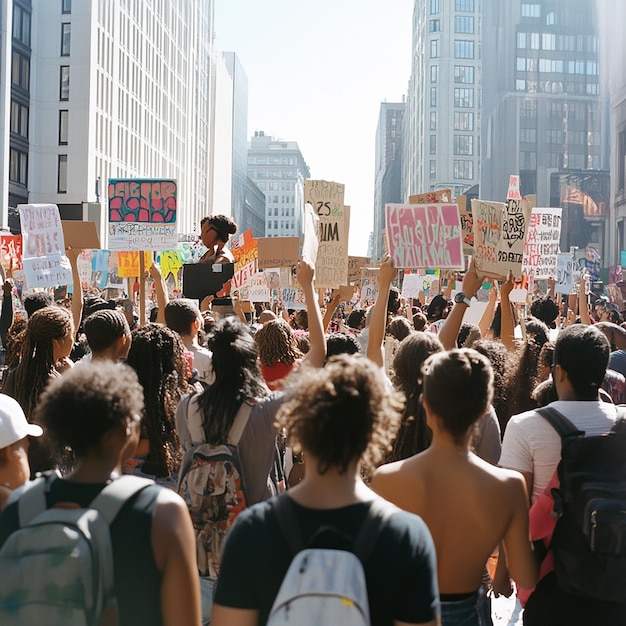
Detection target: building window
<box><xmin>453</xmin><ymin>135</ymin><xmax>474</xmax><ymax>156</ymax></box>
<box><xmin>546</xmin><ymin>130</ymin><xmax>564</xmax><ymax>144</ymax></box>
<box><xmin>10</xmin><ymin>101</ymin><xmax>29</xmax><ymax>138</ymax></box>
<box><xmin>60</xmin><ymin>66</ymin><xmax>70</xmax><ymax>100</ymax></box>
<box><xmin>454</xmin><ymin>88</ymin><xmax>474</xmax><ymax>108</ymax></box>
<box><xmin>521</xmin><ymin>99</ymin><xmax>537</xmax><ymax>118</ymax></box>
<box><xmin>11</xmin><ymin>52</ymin><xmax>30</xmax><ymax>91</ymax></box>
<box><xmin>430</xmin><ymin>0</ymin><xmax>440</xmax><ymax>14</ymax></box>
<box><xmin>520</xmin><ymin>128</ymin><xmax>537</xmax><ymax>143</ymax></box>
<box><xmin>58</xmin><ymin>155</ymin><xmax>68</xmax><ymax>193</ymax></box>
<box><xmin>9</xmin><ymin>149</ymin><xmax>28</xmax><ymax>185</ymax></box>
<box><xmin>430</xmin><ymin>40</ymin><xmax>439</xmax><ymax>58</ymax></box>
<box><xmin>61</xmin><ymin>23</ymin><xmax>71</xmax><ymax>56</ymax></box>
<box><xmin>542</xmin><ymin>33</ymin><xmax>556</xmax><ymax>50</ymax></box>
<box><xmin>454</xmin><ymin>40</ymin><xmax>474</xmax><ymax>59</ymax></box>
<box><xmin>431</xmin><ymin>65</ymin><xmax>439</xmax><ymax>83</ymax></box>
<box><xmin>454</xmin><ymin>111</ymin><xmax>474</xmax><ymax>131</ymax></box>
<box><xmin>430</xmin><ymin>87</ymin><xmax>438</xmax><ymax>107</ymax></box>
<box><xmin>59</xmin><ymin>110</ymin><xmax>69</xmax><ymax>144</ymax></box>
<box><xmin>455</xmin><ymin>0</ymin><xmax>474</xmax><ymax>10</ymax></box>
<box><xmin>454</xmin><ymin>160</ymin><xmax>474</xmax><ymax>180</ymax></box>
<box><xmin>430</xmin><ymin>160</ymin><xmax>437</xmax><ymax>180</ymax></box>
<box><xmin>516</xmin><ymin>79</ymin><xmax>526</xmax><ymax>91</ymax></box>
<box><xmin>430</xmin><ymin>111</ymin><xmax>437</xmax><ymax>130</ymax></box>
<box><xmin>62</xmin><ymin>0</ymin><xmax>72</xmax><ymax>14</ymax></box>
<box><xmin>546</xmin><ymin>12</ymin><xmax>556</xmax><ymax>25</ymax></box>
<box><xmin>521</xmin><ymin>151</ymin><xmax>537</xmax><ymax>169</ymax></box>
<box><xmin>517</xmin><ymin>32</ymin><xmax>526</xmax><ymax>48</ymax></box>
<box><xmin>455</xmin><ymin>16</ymin><xmax>474</xmax><ymax>34</ymax></box>
<box><xmin>430</xmin><ymin>135</ymin><xmax>437</xmax><ymax>155</ymax></box>
<box><xmin>521</xmin><ymin>4</ymin><xmax>541</xmax><ymax>18</ymax></box>
<box><xmin>530</xmin><ymin>33</ymin><xmax>540</xmax><ymax>49</ymax></box>
<box><xmin>454</xmin><ymin>65</ymin><xmax>474</xmax><ymax>83</ymax></box>
<box><xmin>429</xmin><ymin>19</ymin><xmax>440</xmax><ymax>32</ymax></box>
<box><xmin>12</xmin><ymin>5</ymin><xmax>31</xmax><ymax>45</ymax></box>
<box><xmin>618</xmin><ymin>131</ymin><xmax>626</xmax><ymax>191</ymax></box>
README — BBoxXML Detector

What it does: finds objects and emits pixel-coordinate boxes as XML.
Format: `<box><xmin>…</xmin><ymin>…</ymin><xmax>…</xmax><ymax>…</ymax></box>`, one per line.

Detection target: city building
<box><xmin>481</xmin><ymin>0</ymin><xmax>608</xmax><ymax>254</ymax></box>
<box><xmin>1</xmin><ymin>0</ymin><xmax>234</xmax><ymax>241</ymax></box>
<box><xmin>404</xmin><ymin>0</ymin><xmax>482</xmax><ymax>202</ymax></box>
<box><xmin>247</xmin><ymin>131</ymin><xmax>310</xmax><ymax>238</ymax></box>
<box><xmin>243</xmin><ymin>176</ymin><xmax>266</xmax><ymax>238</ymax></box>
<box><xmin>373</xmin><ymin>101</ymin><xmax>404</xmax><ymax>260</ymax></box>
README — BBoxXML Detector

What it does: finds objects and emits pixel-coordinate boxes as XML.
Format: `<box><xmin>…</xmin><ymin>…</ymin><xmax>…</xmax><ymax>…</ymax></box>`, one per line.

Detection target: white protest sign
<box><xmin>281</xmin><ymin>287</ymin><xmax>307</xmax><ymax>310</ymax></box>
<box><xmin>507</xmin><ymin>175</ymin><xmax>522</xmax><ymax>200</ymax></box>
<box><xmin>556</xmin><ymin>253</ymin><xmax>575</xmax><ymax>295</ymax></box>
<box><xmin>401</xmin><ymin>273</ymin><xmax>424</xmax><ymax>299</ymax></box>
<box><xmin>231</xmin><ymin>260</ymin><xmax>256</xmax><ymax>291</ymax></box>
<box><xmin>247</xmin><ymin>271</ymin><xmax>271</xmax><ymax>302</ymax></box>
<box><xmin>522</xmin><ymin>207</ymin><xmax>562</xmax><ymax>279</ymax></box>
<box><xmin>302</xmin><ymin>203</ymin><xmax>319</xmax><ymax>268</ymax></box>
<box><xmin>19</xmin><ymin>204</ymin><xmax>72</xmax><ymax>288</ymax></box>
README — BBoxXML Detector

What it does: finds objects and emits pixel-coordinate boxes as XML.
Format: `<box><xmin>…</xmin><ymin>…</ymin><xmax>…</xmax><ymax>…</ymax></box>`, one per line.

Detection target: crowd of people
<box><xmin>0</xmin><ymin>218</ymin><xmax>624</xmax><ymax>625</ymax></box>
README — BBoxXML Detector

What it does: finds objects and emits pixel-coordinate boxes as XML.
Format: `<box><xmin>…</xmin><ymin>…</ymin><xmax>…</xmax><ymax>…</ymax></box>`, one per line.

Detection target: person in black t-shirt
<box><xmin>212</xmin><ymin>355</ymin><xmax>440</xmax><ymax>626</ymax></box>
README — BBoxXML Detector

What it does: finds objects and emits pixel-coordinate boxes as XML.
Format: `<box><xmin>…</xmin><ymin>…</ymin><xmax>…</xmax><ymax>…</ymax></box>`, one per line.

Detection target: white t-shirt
<box><xmin>190</xmin><ymin>345</ymin><xmax>214</xmax><ymax>385</ymax></box>
<box><xmin>499</xmin><ymin>400</ymin><xmax>620</xmax><ymax>503</ymax></box>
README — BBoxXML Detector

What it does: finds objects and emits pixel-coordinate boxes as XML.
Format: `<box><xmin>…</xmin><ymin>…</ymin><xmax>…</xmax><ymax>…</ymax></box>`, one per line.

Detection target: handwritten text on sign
<box><xmin>304</xmin><ymin>180</ymin><xmax>349</xmax><ymax>288</ymax></box>
<box><xmin>472</xmin><ymin>198</ymin><xmax>530</xmax><ymax>278</ymax></box>
<box><xmin>108</xmin><ymin>223</ymin><xmax>178</xmax><ymax>252</ymax></box>
<box><xmin>522</xmin><ymin>208</ymin><xmax>562</xmax><ymax>279</ymax></box>
<box><xmin>19</xmin><ymin>204</ymin><xmax>72</xmax><ymax>288</ymax></box>
<box><xmin>385</xmin><ymin>203</ymin><xmax>463</xmax><ymax>269</ymax></box>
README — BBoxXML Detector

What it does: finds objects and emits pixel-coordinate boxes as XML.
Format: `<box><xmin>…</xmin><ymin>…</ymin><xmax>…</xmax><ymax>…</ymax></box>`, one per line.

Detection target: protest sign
<box><xmin>158</xmin><ymin>250</ymin><xmax>183</xmax><ymax>280</ymax></box>
<box><xmin>0</xmin><ymin>234</ymin><xmax>22</xmax><ymax>271</ymax></box>
<box><xmin>302</xmin><ymin>203</ymin><xmax>319</xmax><ymax>267</ymax></box>
<box><xmin>401</xmin><ymin>273</ymin><xmax>424</xmax><ymax>299</ymax></box>
<box><xmin>19</xmin><ymin>204</ymin><xmax>72</xmax><ymax>288</ymax></box>
<box><xmin>555</xmin><ymin>253</ymin><xmax>576</xmax><ymax>295</ymax></box>
<box><xmin>456</xmin><ymin>195</ymin><xmax>474</xmax><ymax>254</ymax></box>
<box><xmin>348</xmin><ymin>256</ymin><xmax>368</xmax><ymax>284</ymax></box>
<box><xmin>507</xmin><ymin>175</ymin><xmax>522</xmax><ymax>200</ymax></box>
<box><xmin>117</xmin><ymin>251</ymin><xmax>152</xmax><ymax>277</ymax></box>
<box><xmin>247</xmin><ymin>272</ymin><xmax>271</xmax><ymax>303</ymax></box>
<box><xmin>472</xmin><ymin>198</ymin><xmax>531</xmax><ymax>279</ymax></box>
<box><xmin>231</xmin><ymin>229</ymin><xmax>258</xmax><ymax>270</ymax></box>
<box><xmin>257</xmin><ymin>237</ymin><xmax>299</xmax><ymax>270</ymax></box>
<box><xmin>385</xmin><ymin>203</ymin><xmax>463</xmax><ymax>270</ymax></box>
<box><xmin>280</xmin><ymin>287</ymin><xmax>307</xmax><ymax>310</ymax></box>
<box><xmin>62</xmin><ymin>221</ymin><xmax>101</xmax><ymax>250</ymax></box>
<box><xmin>522</xmin><ymin>208</ymin><xmax>562</xmax><ymax>279</ymax></box>
<box><xmin>409</xmin><ymin>189</ymin><xmax>451</xmax><ymax>204</ymax></box>
<box><xmin>77</xmin><ymin>251</ymin><xmax>93</xmax><ymax>290</ymax></box>
<box><xmin>232</xmin><ymin>260</ymin><xmax>256</xmax><ymax>291</ymax></box>
<box><xmin>91</xmin><ymin>249</ymin><xmax>110</xmax><ymax>289</ymax></box>
<box><xmin>108</xmin><ymin>179</ymin><xmax>178</xmax><ymax>251</ymax></box>
<box><xmin>304</xmin><ymin>180</ymin><xmax>349</xmax><ymax>288</ymax></box>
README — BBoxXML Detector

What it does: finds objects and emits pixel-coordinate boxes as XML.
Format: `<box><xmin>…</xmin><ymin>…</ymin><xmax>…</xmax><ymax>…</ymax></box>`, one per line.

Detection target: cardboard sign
<box><xmin>257</xmin><ymin>237</ymin><xmax>299</xmax><ymax>270</ymax></box>
<box><xmin>108</xmin><ymin>179</ymin><xmax>178</xmax><ymax>251</ymax></box>
<box><xmin>408</xmin><ymin>189</ymin><xmax>451</xmax><ymax>204</ymax></box>
<box><xmin>522</xmin><ymin>208</ymin><xmax>562</xmax><ymax>279</ymax></box>
<box><xmin>348</xmin><ymin>256</ymin><xmax>368</xmax><ymax>284</ymax></box>
<box><xmin>456</xmin><ymin>195</ymin><xmax>474</xmax><ymax>254</ymax></box>
<box><xmin>0</xmin><ymin>235</ymin><xmax>22</xmax><ymax>271</ymax></box>
<box><xmin>304</xmin><ymin>180</ymin><xmax>349</xmax><ymax>288</ymax></box>
<box><xmin>472</xmin><ymin>198</ymin><xmax>531</xmax><ymax>279</ymax></box>
<box><xmin>231</xmin><ymin>229</ymin><xmax>258</xmax><ymax>269</ymax></box>
<box><xmin>338</xmin><ymin>285</ymin><xmax>356</xmax><ymax>301</ymax></box>
<box><xmin>232</xmin><ymin>260</ymin><xmax>257</xmax><ymax>291</ymax></box>
<box><xmin>555</xmin><ymin>253</ymin><xmax>576</xmax><ymax>295</ymax></box>
<box><xmin>19</xmin><ymin>204</ymin><xmax>72</xmax><ymax>288</ymax></box>
<box><xmin>61</xmin><ymin>221</ymin><xmax>101</xmax><ymax>250</ymax></box>
<box><xmin>247</xmin><ymin>271</ymin><xmax>271</xmax><ymax>303</ymax></box>
<box><xmin>117</xmin><ymin>251</ymin><xmax>152</xmax><ymax>278</ymax></box>
<box><xmin>385</xmin><ymin>203</ymin><xmax>464</xmax><ymax>270</ymax></box>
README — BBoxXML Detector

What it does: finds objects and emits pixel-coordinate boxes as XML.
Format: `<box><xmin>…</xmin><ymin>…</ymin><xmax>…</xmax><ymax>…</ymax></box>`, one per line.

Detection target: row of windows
<box><xmin>430</xmin><ymin>65</ymin><xmax>474</xmax><ymax>84</ymax></box>
<box><xmin>57</xmin><ymin>0</ymin><xmax>71</xmax><ymax>193</ymax></box>
<box><xmin>248</xmin><ymin>157</ymin><xmax>296</xmax><ymax>166</ymax></box>
<box><xmin>431</xmin><ymin>0</ymin><xmax>474</xmax><ymax>14</ymax></box>
<box><xmin>520</xmin><ymin>129</ymin><xmax>600</xmax><ymax>146</ymax></box>
<box><xmin>430</xmin><ymin>40</ymin><xmax>475</xmax><ymax>59</ymax></box>
<box><xmin>429</xmin><ymin>111</ymin><xmax>475</xmax><ymax>132</ymax></box>
<box><xmin>520</xmin><ymin>100</ymin><xmax>597</xmax><ymax>121</ymax></box>
<box><xmin>13</xmin><ymin>5</ymin><xmax>31</xmax><ymax>46</ymax></box>
<box><xmin>266</xmin><ymin>220</ymin><xmax>296</xmax><ymax>231</ymax></box>
<box><xmin>267</xmin><ymin>206</ymin><xmax>296</xmax><ymax>216</ymax></box>
<box><xmin>516</xmin><ymin>79</ymin><xmax>599</xmax><ymax>95</ymax></box>
<box><xmin>429</xmin><ymin>16</ymin><xmax>474</xmax><ymax>34</ymax></box>
<box><xmin>430</xmin><ymin>88</ymin><xmax>475</xmax><ymax>109</ymax></box>
<box><xmin>517</xmin><ymin>32</ymin><xmax>598</xmax><ymax>53</ymax></box>
<box><xmin>516</xmin><ymin>57</ymin><xmax>599</xmax><ymax>76</ymax></box>
<box><xmin>256</xmin><ymin>181</ymin><xmax>295</xmax><ymax>192</ymax></box>
<box><xmin>429</xmin><ymin>135</ymin><xmax>475</xmax><ymax>157</ymax></box>
<box><xmin>252</xmin><ymin>170</ymin><xmax>296</xmax><ymax>178</ymax></box>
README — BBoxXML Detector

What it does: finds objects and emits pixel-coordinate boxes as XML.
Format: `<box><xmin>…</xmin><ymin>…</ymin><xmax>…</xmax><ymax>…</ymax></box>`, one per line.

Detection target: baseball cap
<box><xmin>0</xmin><ymin>394</ymin><xmax>43</xmax><ymax>449</ymax></box>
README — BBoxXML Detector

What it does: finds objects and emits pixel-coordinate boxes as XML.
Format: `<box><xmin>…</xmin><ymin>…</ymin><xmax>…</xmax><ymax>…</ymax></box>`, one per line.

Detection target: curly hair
<box><xmin>530</xmin><ymin>295</ymin><xmax>560</xmax><ymax>329</ymax></box>
<box><xmin>255</xmin><ymin>319</ymin><xmax>301</xmax><ymax>367</ymax></box>
<box><xmin>125</xmin><ymin>323</ymin><xmax>188</xmax><ymax>477</ymax></box>
<box><xmin>197</xmin><ymin>318</ymin><xmax>268</xmax><ymax>444</ymax></box>
<box><xmin>35</xmin><ymin>362</ymin><xmax>144</xmax><ymax>457</ymax></box>
<box><xmin>3</xmin><ymin>318</ymin><xmax>28</xmax><ymax>372</ymax></box>
<box><xmin>200</xmin><ymin>214</ymin><xmax>237</xmax><ymax>243</ymax></box>
<box><xmin>11</xmin><ymin>306</ymin><xmax>73</xmax><ymax>419</ymax></box>
<box><xmin>472</xmin><ymin>338</ymin><xmax>510</xmax><ymax>433</ymax></box>
<box><xmin>386</xmin><ymin>317</ymin><xmax>413</xmax><ymax>342</ymax></box>
<box><xmin>386</xmin><ymin>332</ymin><xmax>444</xmax><ymax>462</ymax></box>
<box><xmin>422</xmin><ymin>349</ymin><xmax>494</xmax><ymax>445</ymax></box>
<box><xmin>83</xmin><ymin>310</ymin><xmax>130</xmax><ymax>353</ymax></box>
<box><xmin>277</xmin><ymin>355</ymin><xmax>403</xmax><ymax>475</ymax></box>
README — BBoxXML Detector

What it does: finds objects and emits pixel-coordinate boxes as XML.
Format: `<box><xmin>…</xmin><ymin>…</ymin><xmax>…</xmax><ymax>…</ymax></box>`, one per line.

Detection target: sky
<box><xmin>213</xmin><ymin>0</ymin><xmax>413</xmax><ymax>256</ymax></box>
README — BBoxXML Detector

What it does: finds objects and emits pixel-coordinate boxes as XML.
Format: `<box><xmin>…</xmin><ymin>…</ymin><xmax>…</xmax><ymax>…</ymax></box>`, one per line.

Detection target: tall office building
<box><xmin>481</xmin><ymin>0</ymin><xmax>608</xmax><ymax>253</ymax></box>
<box><xmin>404</xmin><ymin>0</ymin><xmax>482</xmax><ymax>202</ymax></box>
<box><xmin>247</xmin><ymin>131</ymin><xmax>310</xmax><ymax>238</ymax></box>
<box><xmin>373</xmin><ymin>101</ymin><xmax>404</xmax><ymax>260</ymax></box>
<box><xmin>1</xmin><ymin>0</ymin><xmax>232</xmax><ymax>239</ymax></box>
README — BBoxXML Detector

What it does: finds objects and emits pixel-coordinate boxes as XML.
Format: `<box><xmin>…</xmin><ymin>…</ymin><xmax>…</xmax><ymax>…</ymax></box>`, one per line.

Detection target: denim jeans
<box><xmin>200</xmin><ymin>576</ymin><xmax>217</xmax><ymax>626</ymax></box>
<box><xmin>440</xmin><ymin>590</ymin><xmax>493</xmax><ymax>626</ymax></box>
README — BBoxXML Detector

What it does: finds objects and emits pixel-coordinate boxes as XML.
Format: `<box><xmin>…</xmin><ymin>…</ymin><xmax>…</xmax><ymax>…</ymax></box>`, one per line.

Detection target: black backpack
<box><xmin>537</xmin><ymin>406</ymin><xmax>626</xmax><ymax>603</ymax></box>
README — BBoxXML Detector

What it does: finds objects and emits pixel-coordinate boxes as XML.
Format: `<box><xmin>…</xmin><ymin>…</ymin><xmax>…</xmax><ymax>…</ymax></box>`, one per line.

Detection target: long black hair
<box><xmin>197</xmin><ymin>318</ymin><xmax>268</xmax><ymax>443</ymax></box>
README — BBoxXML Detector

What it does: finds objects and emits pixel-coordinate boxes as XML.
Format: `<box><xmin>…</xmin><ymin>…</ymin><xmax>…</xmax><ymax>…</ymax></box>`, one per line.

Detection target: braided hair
<box><xmin>255</xmin><ymin>319</ymin><xmax>302</xmax><ymax>367</ymax></box>
<box><xmin>125</xmin><ymin>323</ymin><xmax>188</xmax><ymax>477</ymax></box>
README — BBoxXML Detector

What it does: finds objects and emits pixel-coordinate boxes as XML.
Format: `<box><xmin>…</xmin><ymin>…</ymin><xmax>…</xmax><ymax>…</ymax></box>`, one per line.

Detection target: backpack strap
<box><xmin>16</xmin><ymin>472</ymin><xmax>57</xmax><ymax>527</ymax></box>
<box><xmin>536</xmin><ymin>406</ymin><xmax>584</xmax><ymax>440</ymax></box>
<box><xmin>226</xmin><ymin>400</ymin><xmax>254</xmax><ymax>446</ymax></box>
<box><xmin>89</xmin><ymin>475</ymin><xmax>154</xmax><ymax>525</ymax></box>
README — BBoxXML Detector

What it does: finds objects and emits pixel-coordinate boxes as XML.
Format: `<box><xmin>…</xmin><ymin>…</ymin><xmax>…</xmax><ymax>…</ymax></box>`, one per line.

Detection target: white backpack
<box><xmin>267</xmin><ymin>495</ymin><xmax>393</xmax><ymax>626</ymax></box>
<box><xmin>0</xmin><ymin>473</ymin><xmax>152</xmax><ymax>626</ymax></box>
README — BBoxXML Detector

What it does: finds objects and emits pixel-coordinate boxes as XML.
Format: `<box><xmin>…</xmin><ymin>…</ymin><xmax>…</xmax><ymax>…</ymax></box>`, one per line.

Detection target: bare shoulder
<box><xmin>371</xmin><ymin>457</ymin><xmax>425</xmax><ymax>509</ymax></box>
<box><xmin>471</xmin><ymin>455</ymin><xmax>528</xmax><ymax>491</ymax></box>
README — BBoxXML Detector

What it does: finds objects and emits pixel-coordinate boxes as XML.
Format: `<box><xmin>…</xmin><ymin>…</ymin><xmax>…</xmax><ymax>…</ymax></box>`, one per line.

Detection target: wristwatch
<box><xmin>454</xmin><ymin>292</ymin><xmax>472</xmax><ymax>306</ymax></box>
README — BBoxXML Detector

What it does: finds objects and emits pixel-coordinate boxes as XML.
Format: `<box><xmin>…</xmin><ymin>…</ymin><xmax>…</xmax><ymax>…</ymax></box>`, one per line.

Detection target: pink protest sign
<box><xmin>385</xmin><ymin>203</ymin><xmax>464</xmax><ymax>270</ymax></box>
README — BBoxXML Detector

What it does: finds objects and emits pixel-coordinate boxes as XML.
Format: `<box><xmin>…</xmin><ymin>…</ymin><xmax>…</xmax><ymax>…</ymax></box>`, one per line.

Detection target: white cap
<box><xmin>0</xmin><ymin>394</ymin><xmax>43</xmax><ymax>449</ymax></box>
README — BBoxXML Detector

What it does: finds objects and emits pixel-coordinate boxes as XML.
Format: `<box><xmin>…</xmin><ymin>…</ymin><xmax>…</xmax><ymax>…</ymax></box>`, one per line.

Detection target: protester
<box><xmin>372</xmin><ymin>349</ymin><xmax>538</xmax><ymax>625</ymax></box>
<box><xmin>83</xmin><ymin>309</ymin><xmax>132</xmax><ymax>362</ymax></box>
<box><xmin>255</xmin><ymin>318</ymin><xmax>302</xmax><ymax>390</ymax></box>
<box><xmin>212</xmin><ymin>355</ymin><xmax>441</xmax><ymax>626</ymax></box>
<box><xmin>0</xmin><ymin>362</ymin><xmax>201</xmax><ymax>625</ymax></box>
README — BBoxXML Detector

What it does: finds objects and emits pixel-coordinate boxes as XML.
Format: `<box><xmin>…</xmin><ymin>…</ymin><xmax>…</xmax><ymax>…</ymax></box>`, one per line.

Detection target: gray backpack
<box><xmin>267</xmin><ymin>495</ymin><xmax>393</xmax><ymax>626</ymax></box>
<box><xmin>0</xmin><ymin>473</ymin><xmax>152</xmax><ymax>626</ymax></box>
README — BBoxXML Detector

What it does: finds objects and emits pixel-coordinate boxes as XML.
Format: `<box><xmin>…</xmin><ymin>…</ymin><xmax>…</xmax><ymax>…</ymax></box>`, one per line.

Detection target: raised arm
<box><xmin>578</xmin><ymin>273</ymin><xmax>591</xmax><ymax>325</ymax></box>
<box><xmin>438</xmin><ymin>260</ymin><xmax>483</xmax><ymax>351</ymax></box>
<box><xmin>322</xmin><ymin>290</ymin><xmax>341</xmax><ymax>333</ymax></box>
<box><xmin>499</xmin><ymin>273</ymin><xmax>516</xmax><ymax>352</ymax></box>
<box><xmin>148</xmin><ymin>262</ymin><xmax>168</xmax><ymax>326</ymax></box>
<box><xmin>67</xmin><ymin>248</ymin><xmax>84</xmax><ymax>332</ymax></box>
<box><xmin>0</xmin><ymin>279</ymin><xmax>14</xmax><ymax>349</ymax></box>
<box><xmin>478</xmin><ymin>282</ymin><xmax>498</xmax><ymax>338</ymax></box>
<box><xmin>366</xmin><ymin>255</ymin><xmax>395</xmax><ymax>368</ymax></box>
<box><xmin>297</xmin><ymin>260</ymin><xmax>326</xmax><ymax>368</ymax></box>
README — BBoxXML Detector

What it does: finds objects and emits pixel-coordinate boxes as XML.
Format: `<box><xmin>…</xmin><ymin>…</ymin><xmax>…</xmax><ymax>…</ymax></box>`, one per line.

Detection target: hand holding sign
<box><xmin>461</xmin><ymin>259</ymin><xmax>484</xmax><ymax>300</ymax></box>
<box><xmin>500</xmin><ymin>271</ymin><xmax>515</xmax><ymax>299</ymax></box>
<box><xmin>296</xmin><ymin>259</ymin><xmax>315</xmax><ymax>289</ymax></box>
